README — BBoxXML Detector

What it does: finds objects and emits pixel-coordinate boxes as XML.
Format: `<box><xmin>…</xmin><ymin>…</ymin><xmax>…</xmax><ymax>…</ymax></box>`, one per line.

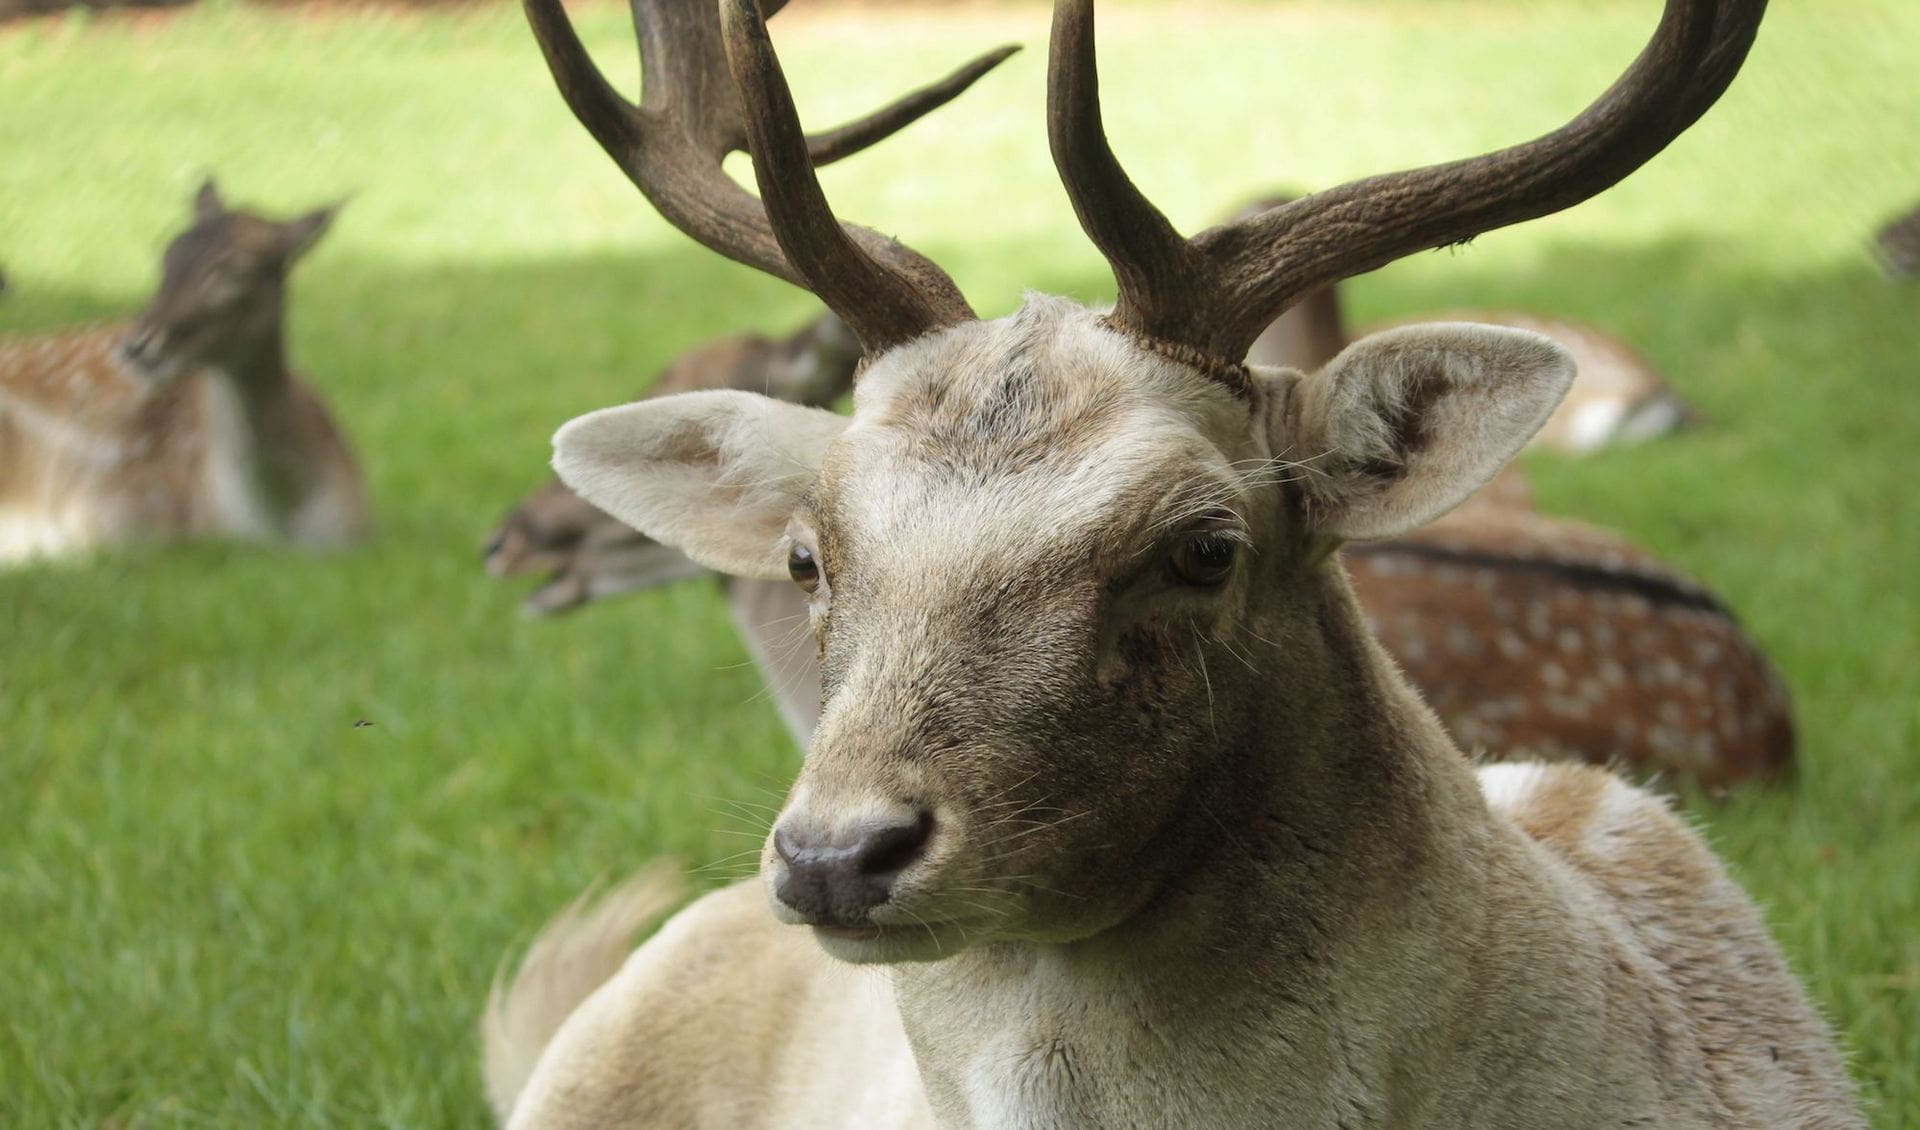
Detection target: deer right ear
<box><xmin>552</xmin><ymin>390</ymin><xmax>847</xmax><ymax>580</ymax></box>
<box><xmin>194</xmin><ymin>179</ymin><xmax>224</xmax><ymax>221</ymax></box>
<box><xmin>1277</xmin><ymin>323</ymin><xmax>1574</xmax><ymax>543</ymax></box>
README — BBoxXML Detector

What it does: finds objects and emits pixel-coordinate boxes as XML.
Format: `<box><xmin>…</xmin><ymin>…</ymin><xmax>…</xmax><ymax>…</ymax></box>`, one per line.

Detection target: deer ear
<box><xmin>1281</xmin><ymin>323</ymin><xmax>1573</xmax><ymax>542</ymax></box>
<box><xmin>281</xmin><ymin>204</ymin><xmax>340</xmax><ymax>260</ymax></box>
<box><xmin>552</xmin><ymin>390</ymin><xmax>847</xmax><ymax>580</ymax></box>
<box><xmin>194</xmin><ymin>178</ymin><xmax>225</xmax><ymax>221</ymax></box>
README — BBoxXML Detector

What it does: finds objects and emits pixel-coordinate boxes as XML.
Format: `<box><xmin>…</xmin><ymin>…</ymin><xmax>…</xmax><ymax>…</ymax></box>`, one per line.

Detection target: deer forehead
<box><xmin>164</xmin><ymin>215</ymin><xmax>282</xmax><ymax>273</ymax></box>
<box><xmin>819</xmin><ymin>301</ymin><xmax>1260</xmax><ymax>564</ymax></box>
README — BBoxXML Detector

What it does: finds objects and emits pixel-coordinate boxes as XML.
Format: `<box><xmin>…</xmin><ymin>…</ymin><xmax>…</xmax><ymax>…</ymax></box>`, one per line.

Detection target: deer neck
<box><xmin>195</xmin><ymin>315</ymin><xmax>316</xmax><ymax>533</ymax></box>
<box><xmin>893</xmin><ymin>564</ymin><xmax>1499</xmax><ymax>1127</ymax></box>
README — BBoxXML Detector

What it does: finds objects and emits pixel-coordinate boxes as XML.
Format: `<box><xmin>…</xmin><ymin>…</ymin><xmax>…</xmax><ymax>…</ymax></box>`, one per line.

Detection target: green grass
<box><xmin>2</xmin><ymin>0</ymin><xmax>1917</xmax><ymax>1123</ymax></box>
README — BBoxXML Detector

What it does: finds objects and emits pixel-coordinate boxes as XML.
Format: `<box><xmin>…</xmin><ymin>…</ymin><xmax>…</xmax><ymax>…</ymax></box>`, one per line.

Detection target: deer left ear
<box><xmin>1278</xmin><ymin>323</ymin><xmax>1574</xmax><ymax>542</ymax></box>
<box><xmin>281</xmin><ymin>204</ymin><xmax>341</xmax><ymax>260</ymax></box>
<box><xmin>193</xmin><ymin>178</ymin><xmax>225</xmax><ymax>221</ymax></box>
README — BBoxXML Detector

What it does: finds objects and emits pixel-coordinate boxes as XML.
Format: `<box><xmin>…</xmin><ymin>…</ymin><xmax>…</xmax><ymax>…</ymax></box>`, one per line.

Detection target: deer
<box><xmin>0</xmin><ymin>181</ymin><xmax>368</xmax><ymax>563</ymax></box>
<box><xmin>488</xmin><ymin>312</ymin><xmax>1792</xmax><ymax>784</ymax></box>
<box><xmin>486</xmin><ymin>0</ymin><xmax>1860</xmax><ymax>1123</ymax></box>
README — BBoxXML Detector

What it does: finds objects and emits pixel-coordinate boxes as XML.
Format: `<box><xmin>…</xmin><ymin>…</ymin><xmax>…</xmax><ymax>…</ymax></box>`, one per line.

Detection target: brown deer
<box><xmin>0</xmin><ymin>181</ymin><xmax>367</xmax><ymax>562</ymax></box>
<box><xmin>487</xmin><ymin>0</ymin><xmax>1859</xmax><ymax>1123</ymax></box>
<box><xmin>1240</xmin><ymin>196</ymin><xmax>1693</xmax><ymax>454</ymax></box>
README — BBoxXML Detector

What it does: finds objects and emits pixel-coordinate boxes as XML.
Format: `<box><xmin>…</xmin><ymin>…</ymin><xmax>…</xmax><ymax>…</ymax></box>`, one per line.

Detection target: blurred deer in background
<box><xmin>0</xmin><ymin>181</ymin><xmax>367</xmax><ymax>562</ymax></box>
<box><xmin>487</xmin><ymin>0</ymin><xmax>1858</xmax><ymax>1124</ymax></box>
<box><xmin>1240</xmin><ymin>194</ymin><xmax>1693</xmax><ymax>454</ymax></box>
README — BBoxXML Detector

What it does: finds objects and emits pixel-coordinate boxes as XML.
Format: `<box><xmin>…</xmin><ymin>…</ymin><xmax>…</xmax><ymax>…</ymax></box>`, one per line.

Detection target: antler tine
<box><xmin>1049</xmin><ymin>0</ymin><xmax>1767</xmax><ymax>366</ymax></box>
<box><xmin>526</xmin><ymin>0</ymin><xmax>1013</xmax><ymax>340</ymax></box>
<box><xmin>1046</xmin><ymin>0</ymin><xmax>1193</xmax><ymax>327</ymax></box>
<box><xmin>807</xmin><ymin>45</ymin><xmax>1022</xmax><ymax>166</ymax></box>
<box><xmin>720</xmin><ymin>0</ymin><xmax>978</xmax><ymax>352</ymax></box>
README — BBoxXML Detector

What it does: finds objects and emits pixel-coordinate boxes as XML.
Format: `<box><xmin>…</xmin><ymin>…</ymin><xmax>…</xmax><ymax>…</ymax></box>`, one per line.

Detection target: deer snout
<box><xmin>770</xmin><ymin>809</ymin><xmax>933</xmax><ymax>923</ymax></box>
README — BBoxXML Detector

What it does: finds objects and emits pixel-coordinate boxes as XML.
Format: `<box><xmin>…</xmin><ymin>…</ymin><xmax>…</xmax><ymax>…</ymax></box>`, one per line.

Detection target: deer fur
<box><xmin>489</xmin><ymin>299</ymin><xmax>1858</xmax><ymax>1127</ymax></box>
<box><xmin>0</xmin><ymin>180</ymin><xmax>366</xmax><ymax>563</ymax></box>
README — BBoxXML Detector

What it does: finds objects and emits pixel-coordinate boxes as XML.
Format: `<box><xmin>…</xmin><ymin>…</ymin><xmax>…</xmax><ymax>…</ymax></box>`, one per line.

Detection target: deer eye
<box><xmin>1170</xmin><ymin>532</ymin><xmax>1237</xmax><ymax>588</ymax></box>
<box><xmin>788</xmin><ymin>542</ymin><xmax>821</xmax><ymax>592</ymax></box>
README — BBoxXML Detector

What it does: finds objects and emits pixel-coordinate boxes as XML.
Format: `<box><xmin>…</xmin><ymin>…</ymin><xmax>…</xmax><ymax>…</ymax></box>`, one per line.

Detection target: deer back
<box><xmin>1347</xmin><ymin>507</ymin><xmax>1795</xmax><ymax>788</ymax></box>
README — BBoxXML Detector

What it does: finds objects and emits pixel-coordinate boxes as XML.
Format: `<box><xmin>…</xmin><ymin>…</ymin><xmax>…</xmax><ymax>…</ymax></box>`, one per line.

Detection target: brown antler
<box><xmin>1049</xmin><ymin>0</ymin><xmax>1767</xmax><ymax>368</ymax></box>
<box><xmin>526</xmin><ymin>0</ymin><xmax>1013</xmax><ymax>351</ymax></box>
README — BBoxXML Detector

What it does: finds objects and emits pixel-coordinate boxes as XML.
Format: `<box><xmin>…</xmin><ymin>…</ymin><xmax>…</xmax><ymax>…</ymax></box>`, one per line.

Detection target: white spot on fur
<box><xmin>1477</xmin><ymin>762</ymin><xmax>1551</xmax><ymax>815</ymax></box>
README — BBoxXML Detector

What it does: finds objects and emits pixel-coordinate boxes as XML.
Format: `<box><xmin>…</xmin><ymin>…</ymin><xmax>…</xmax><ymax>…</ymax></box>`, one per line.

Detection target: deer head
<box><xmin>119</xmin><ymin>180</ymin><xmax>337</xmax><ymax>383</ymax></box>
<box><xmin>536</xmin><ymin>0</ymin><xmax>1763</xmax><ymax>962</ymax></box>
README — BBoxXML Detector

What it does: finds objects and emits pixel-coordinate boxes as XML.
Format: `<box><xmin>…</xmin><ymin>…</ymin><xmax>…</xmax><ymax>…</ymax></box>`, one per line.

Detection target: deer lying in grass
<box><xmin>1240</xmin><ymin>195</ymin><xmax>1694</xmax><ymax>454</ymax></box>
<box><xmin>488</xmin><ymin>0</ymin><xmax>1858</xmax><ymax>1122</ymax></box>
<box><xmin>488</xmin><ymin>315</ymin><xmax>1792</xmax><ymax>783</ymax></box>
<box><xmin>0</xmin><ymin>181</ymin><xmax>367</xmax><ymax>562</ymax></box>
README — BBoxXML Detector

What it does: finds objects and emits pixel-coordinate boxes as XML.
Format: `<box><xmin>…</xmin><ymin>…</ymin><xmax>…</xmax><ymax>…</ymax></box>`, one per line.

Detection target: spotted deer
<box><xmin>0</xmin><ymin>181</ymin><xmax>367</xmax><ymax>562</ymax></box>
<box><xmin>487</xmin><ymin>0</ymin><xmax>1859</xmax><ymax>1123</ymax></box>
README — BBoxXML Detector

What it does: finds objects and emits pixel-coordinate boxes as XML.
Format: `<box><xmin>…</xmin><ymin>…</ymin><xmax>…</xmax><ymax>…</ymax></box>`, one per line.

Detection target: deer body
<box><xmin>0</xmin><ymin>183</ymin><xmax>366</xmax><ymax>564</ymax></box>
<box><xmin>491</xmin><ymin>0</ymin><xmax>1857</xmax><ymax>1122</ymax></box>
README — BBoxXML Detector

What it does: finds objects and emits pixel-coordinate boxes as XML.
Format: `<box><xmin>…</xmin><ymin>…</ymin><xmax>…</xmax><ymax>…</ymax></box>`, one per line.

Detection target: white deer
<box><xmin>487</xmin><ymin>0</ymin><xmax>1861</xmax><ymax>1124</ymax></box>
<box><xmin>0</xmin><ymin>181</ymin><xmax>367</xmax><ymax>563</ymax></box>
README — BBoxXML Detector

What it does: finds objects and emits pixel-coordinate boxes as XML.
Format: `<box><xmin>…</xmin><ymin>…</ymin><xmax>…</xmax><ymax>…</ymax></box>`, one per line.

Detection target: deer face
<box><xmin>120</xmin><ymin>180</ymin><xmax>334</xmax><ymax>383</ymax></box>
<box><xmin>555</xmin><ymin>298</ymin><xmax>1572</xmax><ymax>963</ymax></box>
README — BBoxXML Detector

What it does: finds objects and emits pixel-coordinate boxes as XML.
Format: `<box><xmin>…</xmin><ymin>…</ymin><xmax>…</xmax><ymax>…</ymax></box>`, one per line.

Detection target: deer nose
<box><xmin>772</xmin><ymin>811</ymin><xmax>933</xmax><ymax>923</ymax></box>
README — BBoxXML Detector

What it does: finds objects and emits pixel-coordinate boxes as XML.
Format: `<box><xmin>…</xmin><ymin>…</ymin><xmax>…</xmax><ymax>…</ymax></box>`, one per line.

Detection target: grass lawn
<box><xmin>2</xmin><ymin>0</ymin><xmax>1916</xmax><ymax>1123</ymax></box>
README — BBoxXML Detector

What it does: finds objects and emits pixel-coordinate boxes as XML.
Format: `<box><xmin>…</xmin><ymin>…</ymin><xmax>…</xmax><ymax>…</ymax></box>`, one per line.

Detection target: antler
<box><xmin>526</xmin><ymin>0</ymin><xmax>1015</xmax><ymax>352</ymax></box>
<box><xmin>1049</xmin><ymin>0</ymin><xmax>1768</xmax><ymax>369</ymax></box>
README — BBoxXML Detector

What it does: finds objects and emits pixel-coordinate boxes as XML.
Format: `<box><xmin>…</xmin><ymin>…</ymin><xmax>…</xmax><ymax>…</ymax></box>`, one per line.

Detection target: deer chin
<box><xmin>807</xmin><ymin>918</ymin><xmax>977</xmax><ymax>965</ymax></box>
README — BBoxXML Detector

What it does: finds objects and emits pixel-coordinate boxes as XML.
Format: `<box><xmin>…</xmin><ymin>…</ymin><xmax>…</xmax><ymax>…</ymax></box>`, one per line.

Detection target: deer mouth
<box><xmin>807</xmin><ymin>916</ymin><xmax>975</xmax><ymax>965</ymax></box>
